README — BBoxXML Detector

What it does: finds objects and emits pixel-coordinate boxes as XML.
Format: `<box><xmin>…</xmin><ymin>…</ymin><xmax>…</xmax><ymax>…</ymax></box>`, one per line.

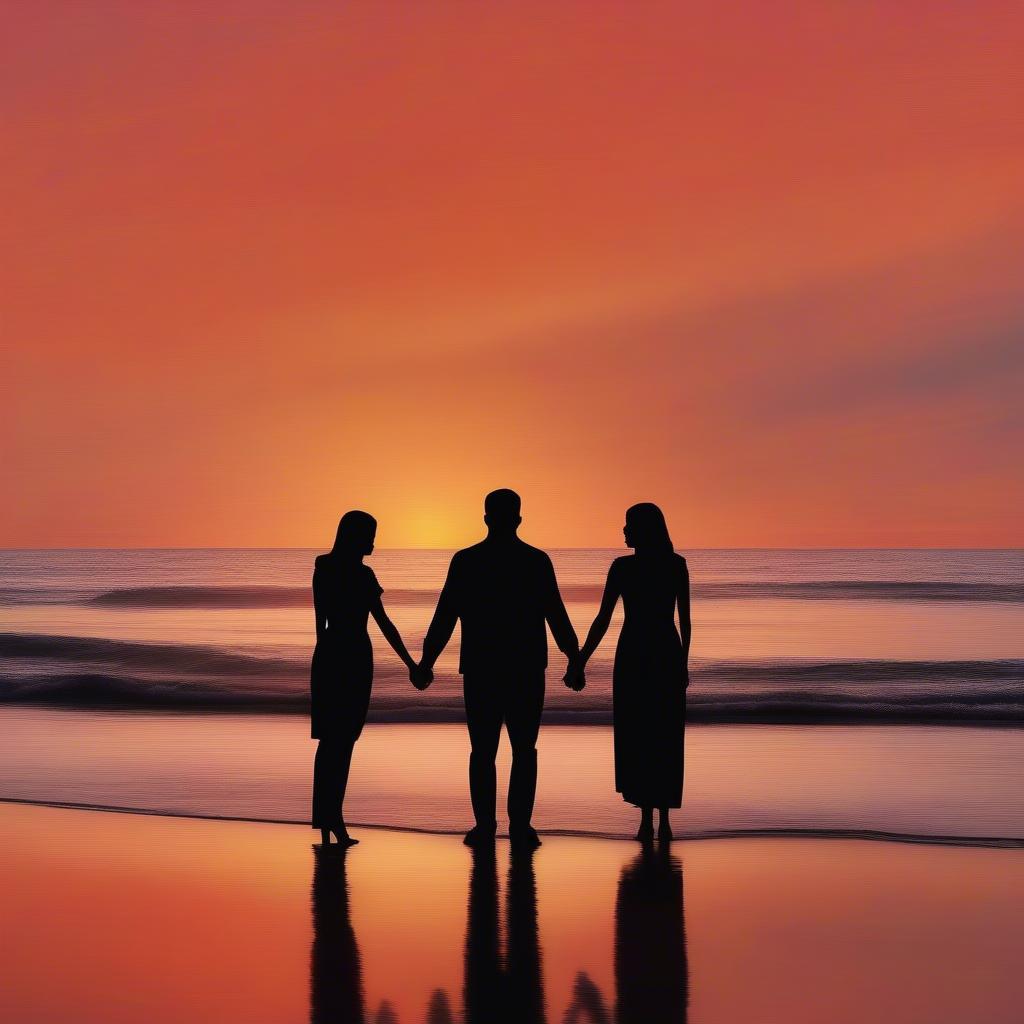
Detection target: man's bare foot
<box><xmin>463</xmin><ymin>826</ymin><xmax>496</xmax><ymax>847</ymax></box>
<box><xmin>510</xmin><ymin>826</ymin><xmax>542</xmax><ymax>849</ymax></box>
<box><xmin>658</xmin><ymin>820</ymin><xmax>673</xmax><ymax>842</ymax></box>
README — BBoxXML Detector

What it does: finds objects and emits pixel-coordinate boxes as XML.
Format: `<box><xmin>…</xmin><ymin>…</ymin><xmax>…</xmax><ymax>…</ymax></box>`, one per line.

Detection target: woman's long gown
<box><xmin>611</xmin><ymin>552</ymin><xmax>688</xmax><ymax>809</ymax></box>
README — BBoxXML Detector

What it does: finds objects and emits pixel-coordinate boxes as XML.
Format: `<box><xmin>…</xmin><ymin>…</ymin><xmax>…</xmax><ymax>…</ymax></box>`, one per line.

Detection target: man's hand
<box><xmin>410</xmin><ymin>663</ymin><xmax>434</xmax><ymax>691</ymax></box>
<box><xmin>563</xmin><ymin>656</ymin><xmax>586</xmax><ymax>692</ymax></box>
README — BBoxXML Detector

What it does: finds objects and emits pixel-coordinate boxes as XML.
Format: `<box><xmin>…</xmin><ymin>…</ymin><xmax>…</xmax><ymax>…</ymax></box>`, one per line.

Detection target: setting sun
<box><xmin>3</xmin><ymin>2</ymin><xmax>1022</xmax><ymax>548</ymax></box>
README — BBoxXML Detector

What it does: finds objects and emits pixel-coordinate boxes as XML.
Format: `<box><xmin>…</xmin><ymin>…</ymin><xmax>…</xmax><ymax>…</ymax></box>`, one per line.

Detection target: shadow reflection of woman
<box><xmin>614</xmin><ymin>844</ymin><xmax>689</xmax><ymax>1024</ymax></box>
<box><xmin>563</xmin><ymin>844</ymin><xmax>689</xmax><ymax>1024</ymax></box>
<box><xmin>310</xmin><ymin>847</ymin><xmax>365</xmax><ymax>1024</ymax></box>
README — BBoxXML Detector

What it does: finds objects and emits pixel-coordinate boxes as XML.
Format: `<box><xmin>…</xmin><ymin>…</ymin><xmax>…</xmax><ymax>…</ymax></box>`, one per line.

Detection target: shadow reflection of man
<box><xmin>463</xmin><ymin>844</ymin><xmax>547</xmax><ymax>1024</ymax></box>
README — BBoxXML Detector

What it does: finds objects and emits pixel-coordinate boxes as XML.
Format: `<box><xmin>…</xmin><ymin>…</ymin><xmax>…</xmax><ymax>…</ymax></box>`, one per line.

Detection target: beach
<box><xmin>3</xmin><ymin>547</ymin><xmax>1024</xmax><ymax>842</ymax></box>
<box><xmin>9</xmin><ymin>1</ymin><xmax>1024</xmax><ymax>1016</ymax></box>
<box><xmin>3</xmin><ymin>547</ymin><xmax>1024</xmax><ymax>1019</ymax></box>
<box><xmin>3</xmin><ymin>801</ymin><xmax>1023</xmax><ymax>1023</ymax></box>
<box><xmin>3</xmin><ymin>710</ymin><xmax>1024</xmax><ymax>843</ymax></box>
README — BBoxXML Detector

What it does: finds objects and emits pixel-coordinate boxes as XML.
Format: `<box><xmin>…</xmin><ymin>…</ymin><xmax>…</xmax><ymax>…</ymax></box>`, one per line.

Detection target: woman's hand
<box><xmin>410</xmin><ymin>662</ymin><xmax>433</xmax><ymax>691</ymax></box>
<box><xmin>563</xmin><ymin>655</ymin><xmax>587</xmax><ymax>692</ymax></box>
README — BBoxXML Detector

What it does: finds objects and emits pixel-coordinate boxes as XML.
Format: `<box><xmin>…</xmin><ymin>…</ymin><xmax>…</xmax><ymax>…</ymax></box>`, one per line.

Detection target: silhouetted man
<box><xmin>418</xmin><ymin>489</ymin><xmax>580</xmax><ymax>847</ymax></box>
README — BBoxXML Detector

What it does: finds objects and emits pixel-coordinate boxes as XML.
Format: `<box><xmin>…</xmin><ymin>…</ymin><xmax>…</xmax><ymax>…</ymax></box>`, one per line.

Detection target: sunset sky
<box><xmin>3</xmin><ymin>1</ymin><xmax>1023</xmax><ymax>548</ymax></box>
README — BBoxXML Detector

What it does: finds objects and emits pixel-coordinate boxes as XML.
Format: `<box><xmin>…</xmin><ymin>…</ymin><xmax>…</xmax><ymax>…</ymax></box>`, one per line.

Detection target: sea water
<box><xmin>1</xmin><ymin>548</ymin><xmax>1022</xmax><ymax>841</ymax></box>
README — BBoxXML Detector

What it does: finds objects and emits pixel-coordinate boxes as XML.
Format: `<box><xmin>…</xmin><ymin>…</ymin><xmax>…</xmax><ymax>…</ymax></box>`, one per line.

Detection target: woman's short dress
<box><xmin>310</xmin><ymin>555</ymin><xmax>383</xmax><ymax>741</ymax></box>
<box><xmin>610</xmin><ymin>552</ymin><xmax>688</xmax><ymax>809</ymax></box>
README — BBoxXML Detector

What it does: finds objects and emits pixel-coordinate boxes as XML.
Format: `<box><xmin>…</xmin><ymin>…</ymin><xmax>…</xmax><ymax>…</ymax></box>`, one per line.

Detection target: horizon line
<box><xmin>1</xmin><ymin>545</ymin><xmax>1022</xmax><ymax>553</ymax></box>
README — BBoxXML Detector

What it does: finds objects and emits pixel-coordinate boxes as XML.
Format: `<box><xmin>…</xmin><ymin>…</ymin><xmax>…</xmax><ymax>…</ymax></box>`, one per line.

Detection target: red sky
<box><xmin>3</xmin><ymin>1</ymin><xmax>1023</xmax><ymax>547</ymax></box>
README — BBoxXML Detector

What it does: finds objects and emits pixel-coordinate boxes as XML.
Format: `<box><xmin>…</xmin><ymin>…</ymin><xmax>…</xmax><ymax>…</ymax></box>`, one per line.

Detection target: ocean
<box><xmin>2</xmin><ymin>548</ymin><xmax>1023</xmax><ymax>842</ymax></box>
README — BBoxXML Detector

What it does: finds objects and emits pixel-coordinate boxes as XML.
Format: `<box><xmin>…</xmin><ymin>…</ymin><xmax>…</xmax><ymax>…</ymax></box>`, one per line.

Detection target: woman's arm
<box><xmin>369</xmin><ymin>595</ymin><xmax>417</xmax><ymax>671</ymax></box>
<box><xmin>579</xmin><ymin>564</ymin><xmax>621</xmax><ymax>665</ymax></box>
<box><xmin>677</xmin><ymin>559</ymin><xmax>691</xmax><ymax>687</ymax></box>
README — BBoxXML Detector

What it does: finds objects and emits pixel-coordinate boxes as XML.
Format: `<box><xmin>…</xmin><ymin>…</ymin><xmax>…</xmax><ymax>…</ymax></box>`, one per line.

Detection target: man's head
<box><xmin>484</xmin><ymin>488</ymin><xmax>522</xmax><ymax>536</ymax></box>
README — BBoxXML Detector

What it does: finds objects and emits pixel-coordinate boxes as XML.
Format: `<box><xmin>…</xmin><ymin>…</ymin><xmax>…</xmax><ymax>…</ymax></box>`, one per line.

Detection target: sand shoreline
<box><xmin>3</xmin><ymin>794</ymin><xmax>1022</xmax><ymax>849</ymax></box>
<box><xmin>6</xmin><ymin>710</ymin><xmax>1023</xmax><ymax>843</ymax></box>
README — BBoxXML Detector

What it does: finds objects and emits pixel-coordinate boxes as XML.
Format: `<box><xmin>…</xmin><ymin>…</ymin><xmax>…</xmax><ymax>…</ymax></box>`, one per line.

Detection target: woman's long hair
<box><xmin>330</xmin><ymin>510</ymin><xmax>377</xmax><ymax>559</ymax></box>
<box><xmin>625</xmin><ymin>503</ymin><xmax>674</xmax><ymax>556</ymax></box>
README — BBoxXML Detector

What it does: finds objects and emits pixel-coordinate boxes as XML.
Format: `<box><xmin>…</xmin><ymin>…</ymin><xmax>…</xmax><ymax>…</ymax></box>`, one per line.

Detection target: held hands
<box><xmin>563</xmin><ymin>654</ymin><xmax>587</xmax><ymax>692</ymax></box>
<box><xmin>410</xmin><ymin>661</ymin><xmax>434</xmax><ymax>691</ymax></box>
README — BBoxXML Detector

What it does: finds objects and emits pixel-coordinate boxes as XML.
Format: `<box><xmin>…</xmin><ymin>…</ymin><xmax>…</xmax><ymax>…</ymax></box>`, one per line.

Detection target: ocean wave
<box><xmin>89</xmin><ymin>585</ymin><xmax>312</xmax><ymax>608</ymax></box>
<box><xmin>6</xmin><ymin>680</ymin><xmax>1023</xmax><ymax>723</ymax></box>
<box><xmin>85</xmin><ymin>585</ymin><xmax>605</xmax><ymax>607</ymax></box>
<box><xmin>0</xmin><ymin>674</ymin><xmax>306</xmax><ymax>709</ymax></box>
<box><xmin>695</xmin><ymin>581</ymin><xmax>1024</xmax><ymax>602</ymax></box>
<box><xmin>85</xmin><ymin>580</ymin><xmax>1024</xmax><ymax>606</ymax></box>
<box><xmin>697</xmin><ymin>658</ymin><xmax>1024</xmax><ymax>684</ymax></box>
<box><xmin>0</xmin><ymin>587</ymin><xmax>94</xmax><ymax>605</ymax></box>
<box><xmin>3</xmin><ymin>633</ymin><xmax>1022</xmax><ymax>722</ymax></box>
<box><xmin>0</xmin><ymin>632</ymin><xmax>300</xmax><ymax>678</ymax></box>
<box><xmin>4</xmin><ymin>578</ymin><xmax>1023</xmax><ymax>608</ymax></box>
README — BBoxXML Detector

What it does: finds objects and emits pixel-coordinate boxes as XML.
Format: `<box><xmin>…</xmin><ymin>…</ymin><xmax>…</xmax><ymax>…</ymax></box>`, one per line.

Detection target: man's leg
<box><xmin>505</xmin><ymin>672</ymin><xmax>545</xmax><ymax>834</ymax></box>
<box><xmin>463</xmin><ymin>675</ymin><xmax>503</xmax><ymax>833</ymax></box>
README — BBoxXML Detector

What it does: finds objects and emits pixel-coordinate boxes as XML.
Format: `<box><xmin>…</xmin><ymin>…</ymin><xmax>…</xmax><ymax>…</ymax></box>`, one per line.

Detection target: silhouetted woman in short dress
<box><xmin>574</xmin><ymin>503</ymin><xmax>690</xmax><ymax>842</ymax></box>
<box><xmin>311</xmin><ymin>511</ymin><xmax>418</xmax><ymax>846</ymax></box>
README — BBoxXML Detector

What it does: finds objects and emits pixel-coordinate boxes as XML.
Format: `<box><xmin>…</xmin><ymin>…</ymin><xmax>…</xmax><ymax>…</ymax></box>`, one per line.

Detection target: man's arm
<box><xmin>420</xmin><ymin>556</ymin><xmax>461</xmax><ymax>672</ymax></box>
<box><xmin>543</xmin><ymin>556</ymin><xmax>580</xmax><ymax>659</ymax></box>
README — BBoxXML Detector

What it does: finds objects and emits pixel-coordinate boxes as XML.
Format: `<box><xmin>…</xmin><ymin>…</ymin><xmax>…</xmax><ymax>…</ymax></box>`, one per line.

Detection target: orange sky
<box><xmin>3</xmin><ymin>1</ymin><xmax>1023</xmax><ymax>547</ymax></box>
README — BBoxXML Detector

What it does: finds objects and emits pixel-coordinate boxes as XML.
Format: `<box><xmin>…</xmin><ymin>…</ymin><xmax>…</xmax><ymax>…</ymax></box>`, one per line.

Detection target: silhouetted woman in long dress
<box><xmin>575</xmin><ymin>503</ymin><xmax>690</xmax><ymax>842</ymax></box>
<box><xmin>311</xmin><ymin>511</ymin><xmax>418</xmax><ymax>846</ymax></box>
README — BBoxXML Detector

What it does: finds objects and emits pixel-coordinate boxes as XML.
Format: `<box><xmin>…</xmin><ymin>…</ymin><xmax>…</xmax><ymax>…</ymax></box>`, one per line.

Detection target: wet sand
<box><xmin>3</xmin><ymin>803</ymin><xmax>1023</xmax><ymax>1023</ymax></box>
<box><xmin>5</xmin><ymin>710</ymin><xmax>1024</xmax><ymax>843</ymax></box>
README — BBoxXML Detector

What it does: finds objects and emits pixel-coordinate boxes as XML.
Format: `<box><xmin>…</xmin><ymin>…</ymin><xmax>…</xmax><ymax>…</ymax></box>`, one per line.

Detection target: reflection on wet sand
<box><xmin>7</xmin><ymin>805</ymin><xmax>1022</xmax><ymax>1024</ymax></box>
<box><xmin>614</xmin><ymin>844</ymin><xmax>688</xmax><ymax>1023</ymax></box>
<box><xmin>465</xmin><ymin>845</ymin><xmax>546</xmax><ymax>1024</ymax></box>
<box><xmin>565</xmin><ymin>844</ymin><xmax>688</xmax><ymax>1023</ymax></box>
<box><xmin>425</xmin><ymin>989</ymin><xmax>456</xmax><ymax>1023</ymax></box>
<box><xmin>310</xmin><ymin>847</ymin><xmax>367</xmax><ymax>1023</ymax></box>
<box><xmin>311</xmin><ymin>842</ymin><xmax>687</xmax><ymax>1023</ymax></box>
